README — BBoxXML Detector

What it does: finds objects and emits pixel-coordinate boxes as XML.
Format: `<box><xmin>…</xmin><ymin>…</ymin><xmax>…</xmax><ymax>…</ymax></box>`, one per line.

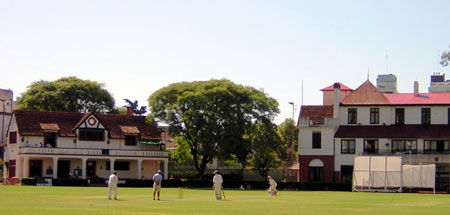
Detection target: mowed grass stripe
<box><xmin>1</xmin><ymin>186</ymin><xmax>450</xmax><ymax>215</ymax></box>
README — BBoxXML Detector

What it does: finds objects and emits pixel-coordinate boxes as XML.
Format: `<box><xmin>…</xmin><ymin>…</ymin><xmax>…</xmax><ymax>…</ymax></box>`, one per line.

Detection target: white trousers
<box><xmin>108</xmin><ymin>185</ymin><xmax>117</xmax><ymax>199</ymax></box>
<box><xmin>214</xmin><ymin>184</ymin><xmax>222</xmax><ymax>200</ymax></box>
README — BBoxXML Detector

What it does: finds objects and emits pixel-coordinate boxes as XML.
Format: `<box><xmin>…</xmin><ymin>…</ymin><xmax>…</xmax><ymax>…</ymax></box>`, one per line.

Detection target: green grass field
<box><xmin>1</xmin><ymin>186</ymin><xmax>450</xmax><ymax>215</ymax></box>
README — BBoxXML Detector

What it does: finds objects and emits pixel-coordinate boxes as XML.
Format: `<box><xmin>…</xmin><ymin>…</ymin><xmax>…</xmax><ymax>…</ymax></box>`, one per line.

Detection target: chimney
<box><xmin>414</xmin><ymin>81</ymin><xmax>419</xmax><ymax>96</ymax></box>
<box><xmin>127</xmin><ymin>106</ymin><xmax>134</xmax><ymax>116</ymax></box>
<box><xmin>333</xmin><ymin>83</ymin><xmax>341</xmax><ymax>118</ymax></box>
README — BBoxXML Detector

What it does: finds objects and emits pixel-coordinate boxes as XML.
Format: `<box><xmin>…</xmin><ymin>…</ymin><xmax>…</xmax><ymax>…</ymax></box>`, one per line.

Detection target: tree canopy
<box><xmin>249</xmin><ymin>120</ymin><xmax>283</xmax><ymax>178</ymax></box>
<box><xmin>18</xmin><ymin>77</ymin><xmax>115</xmax><ymax>113</ymax></box>
<box><xmin>441</xmin><ymin>45</ymin><xmax>450</xmax><ymax>67</ymax></box>
<box><xmin>277</xmin><ymin>118</ymin><xmax>298</xmax><ymax>167</ymax></box>
<box><xmin>148</xmin><ymin>79</ymin><xmax>279</xmax><ymax>178</ymax></box>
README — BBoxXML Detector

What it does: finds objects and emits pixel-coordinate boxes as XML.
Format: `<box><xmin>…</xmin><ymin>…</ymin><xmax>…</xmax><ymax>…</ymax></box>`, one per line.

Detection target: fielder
<box><xmin>267</xmin><ymin>175</ymin><xmax>277</xmax><ymax>196</ymax></box>
<box><xmin>152</xmin><ymin>170</ymin><xmax>163</xmax><ymax>200</ymax></box>
<box><xmin>108</xmin><ymin>171</ymin><xmax>118</xmax><ymax>200</ymax></box>
<box><xmin>212</xmin><ymin>170</ymin><xmax>223</xmax><ymax>200</ymax></box>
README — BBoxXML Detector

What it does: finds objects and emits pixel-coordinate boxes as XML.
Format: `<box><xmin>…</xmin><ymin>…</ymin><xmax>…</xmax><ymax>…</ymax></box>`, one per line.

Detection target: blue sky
<box><xmin>1</xmin><ymin>0</ymin><xmax>450</xmax><ymax>123</ymax></box>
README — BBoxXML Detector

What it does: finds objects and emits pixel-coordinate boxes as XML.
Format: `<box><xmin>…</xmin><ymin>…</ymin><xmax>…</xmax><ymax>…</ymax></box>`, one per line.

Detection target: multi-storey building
<box><xmin>298</xmin><ymin>79</ymin><xmax>450</xmax><ymax>191</ymax></box>
<box><xmin>0</xmin><ymin>89</ymin><xmax>14</xmax><ymax>159</ymax></box>
<box><xmin>2</xmin><ymin>109</ymin><xmax>169</xmax><ymax>185</ymax></box>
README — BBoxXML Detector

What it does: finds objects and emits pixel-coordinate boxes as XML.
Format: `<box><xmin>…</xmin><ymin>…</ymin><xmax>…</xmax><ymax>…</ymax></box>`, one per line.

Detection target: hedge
<box><xmin>19</xmin><ymin>177</ymin><xmax>351</xmax><ymax>191</ymax></box>
<box><xmin>123</xmin><ymin>179</ymin><xmax>351</xmax><ymax>191</ymax></box>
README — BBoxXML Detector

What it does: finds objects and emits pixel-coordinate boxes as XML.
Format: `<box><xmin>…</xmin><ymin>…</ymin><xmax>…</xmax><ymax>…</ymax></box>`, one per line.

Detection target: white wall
<box><xmin>339</xmin><ymin>106</ymin><xmax>450</xmax><ymax>125</ymax></box>
<box><xmin>299</xmin><ymin>127</ymin><xmax>335</xmax><ymax>156</ymax></box>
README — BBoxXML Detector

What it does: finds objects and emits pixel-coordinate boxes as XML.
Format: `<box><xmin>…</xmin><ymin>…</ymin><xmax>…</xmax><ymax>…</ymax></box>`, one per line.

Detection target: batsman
<box><xmin>212</xmin><ymin>170</ymin><xmax>223</xmax><ymax>200</ymax></box>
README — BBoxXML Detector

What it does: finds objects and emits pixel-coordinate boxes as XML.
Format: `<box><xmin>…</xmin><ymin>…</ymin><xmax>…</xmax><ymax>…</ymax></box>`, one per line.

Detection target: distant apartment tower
<box><xmin>428</xmin><ymin>73</ymin><xmax>450</xmax><ymax>93</ymax></box>
<box><xmin>376</xmin><ymin>74</ymin><xmax>398</xmax><ymax>93</ymax></box>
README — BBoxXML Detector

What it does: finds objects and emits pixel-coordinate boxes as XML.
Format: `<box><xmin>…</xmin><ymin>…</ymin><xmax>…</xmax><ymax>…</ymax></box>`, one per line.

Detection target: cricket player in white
<box><xmin>267</xmin><ymin>175</ymin><xmax>277</xmax><ymax>196</ymax></box>
<box><xmin>212</xmin><ymin>170</ymin><xmax>223</xmax><ymax>200</ymax></box>
<box><xmin>152</xmin><ymin>170</ymin><xmax>163</xmax><ymax>200</ymax></box>
<box><xmin>108</xmin><ymin>171</ymin><xmax>118</xmax><ymax>200</ymax></box>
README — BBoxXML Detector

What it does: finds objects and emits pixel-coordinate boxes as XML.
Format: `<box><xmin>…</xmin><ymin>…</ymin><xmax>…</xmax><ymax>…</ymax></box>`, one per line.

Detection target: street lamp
<box><xmin>288</xmin><ymin>102</ymin><xmax>295</xmax><ymax>123</ymax></box>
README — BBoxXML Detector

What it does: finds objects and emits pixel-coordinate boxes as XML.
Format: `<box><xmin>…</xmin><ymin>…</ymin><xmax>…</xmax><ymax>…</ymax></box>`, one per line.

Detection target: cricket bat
<box><xmin>222</xmin><ymin>189</ymin><xmax>226</xmax><ymax>200</ymax></box>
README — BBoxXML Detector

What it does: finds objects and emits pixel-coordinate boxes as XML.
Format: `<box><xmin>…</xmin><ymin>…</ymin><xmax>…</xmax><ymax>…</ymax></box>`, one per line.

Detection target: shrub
<box><xmin>21</xmin><ymin>178</ymin><xmax>36</xmax><ymax>185</ymax></box>
<box><xmin>52</xmin><ymin>178</ymin><xmax>88</xmax><ymax>186</ymax></box>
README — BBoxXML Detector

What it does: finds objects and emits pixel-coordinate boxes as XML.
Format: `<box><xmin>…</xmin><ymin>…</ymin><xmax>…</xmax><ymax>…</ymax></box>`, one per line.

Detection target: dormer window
<box><xmin>125</xmin><ymin>135</ymin><xmax>138</xmax><ymax>146</ymax></box>
<box><xmin>120</xmin><ymin>126</ymin><xmax>140</xmax><ymax>146</ymax></box>
<box><xmin>79</xmin><ymin>129</ymin><xmax>105</xmax><ymax>141</ymax></box>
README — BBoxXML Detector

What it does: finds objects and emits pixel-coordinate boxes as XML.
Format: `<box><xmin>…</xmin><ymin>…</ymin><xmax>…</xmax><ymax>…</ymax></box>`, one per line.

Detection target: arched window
<box><xmin>309</xmin><ymin>159</ymin><xmax>324</xmax><ymax>182</ymax></box>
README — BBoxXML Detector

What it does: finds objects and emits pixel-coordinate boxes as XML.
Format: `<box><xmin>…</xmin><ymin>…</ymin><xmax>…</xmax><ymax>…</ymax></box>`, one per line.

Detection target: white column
<box><xmin>81</xmin><ymin>158</ymin><xmax>87</xmax><ymax>179</ymax></box>
<box><xmin>163</xmin><ymin>158</ymin><xmax>169</xmax><ymax>179</ymax></box>
<box><xmin>52</xmin><ymin>157</ymin><xmax>59</xmax><ymax>179</ymax></box>
<box><xmin>23</xmin><ymin>156</ymin><xmax>29</xmax><ymax>178</ymax></box>
<box><xmin>137</xmin><ymin>159</ymin><xmax>142</xmax><ymax>179</ymax></box>
<box><xmin>109</xmin><ymin>158</ymin><xmax>115</xmax><ymax>175</ymax></box>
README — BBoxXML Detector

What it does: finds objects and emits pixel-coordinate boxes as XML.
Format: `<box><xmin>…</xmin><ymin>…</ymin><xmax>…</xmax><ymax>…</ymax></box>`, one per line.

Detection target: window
<box><xmin>421</xmin><ymin>108</ymin><xmax>431</xmax><ymax>125</ymax></box>
<box><xmin>309</xmin><ymin>167</ymin><xmax>324</xmax><ymax>182</ymax></box>
<box><xmin>370</xmin><ymin>108</ymin><xmax>379</xmax><ymax>124</ymax></box>
<box><xmin>8</xmin><ymin>160</ymin><xmax>16</xmax><ymax>178</ymax></box>
<box><xmin>392</xmin><ymin>140</ymin><xmax>417</xmax><ymax>153</ymax></box>
<box><xmin>9</xmin><ymin>131</ymin><xmax>17</xmax><ymax>144</ymax></box>
<box><xmin>106</xmin><ymin>161</ymin><xmax>130</xmax><ymax>171</ymax></box>
<box><xmin>448</xmin><ymin>108</ymin><xmax>450</xmax><ymax>125</ymax></box>
<box><xmin>125</xmin><ymin>135</ymin><xmax>138</xmax><ymax>146</ymax></box>
<box><xmin>348</xmin><ymin>108</ymin><xmax>357</xmax><ymax>124</ymax></box>
<box><xmin>340</xmin><ymin>165</ymin><xmax>353</xmax><ymax>183</ymax></box>
<box><xmin>44</xmin><ymin>132</ymin><xmax>57</xmax><ymax>148</ymax></box>
<box><xmin>341</xmin><ymin>139</ymin><xmax>356</xmax><ymax>154</ymax></box>
<box><xmin>78</xmin><ymin>129</ymin><xmax>105</xmax><ymax>141</ymax></box>
<box><xmin>312</xmin><ymin>132</ymin><xmax>321</xmax><ymax>149</ymax></box>
<box><xmin>395</xmin><ymin>108</ymin><xmax>405</xmax><ymax>125</ymax></box>
<box><xmin>424</xmin><ymin>140</ymin><xmax>449</xmax><ymax>154</ymax></box>
<box><xmin>364</xmin><ymin>139</ymin><xmax>378</xmax><ymax>154</ymax></box>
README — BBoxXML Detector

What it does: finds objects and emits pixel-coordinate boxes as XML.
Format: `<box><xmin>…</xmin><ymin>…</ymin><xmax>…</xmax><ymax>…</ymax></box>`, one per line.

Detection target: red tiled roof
<box><xmin>288</xmin><ymin>162</ymin><xmax>299</xmax><ymax>170</ymax></box>
<box><xmin>40</xmin><ymin>123</ymin><xmax>60</xmax><ymax>131</ymax></box>
<box><xmin>341</xmin><ymin>80</ymin><xmax>391</xmax><ymax>105</ymax></box>
<box><xmin>385</xmin><ymin>93</ymin><xmax>450</xmax><ymax>105</ymax></box>
<box><xmin>14</xmin><ymin>110</ymin><xmax>161</xmax><ymax>140</ymax></box>
<box><xmin>120</xmin><ymin>126</ymin><xmax>140</xmax><ymax>134</ymax></box>
<box><xmin>335</xmin><ymin>125</ymin><xmax>450</xmax><ymax>138</ymax></box>
<box><xmin>321</xmin><ymin>82</ymin><xmax>353</xmax><ymax>91</ymax></box>
<box><xmin>299</xmin><ymin>105</ymin><xmax>333</xmax><ymax>125</ymax></box>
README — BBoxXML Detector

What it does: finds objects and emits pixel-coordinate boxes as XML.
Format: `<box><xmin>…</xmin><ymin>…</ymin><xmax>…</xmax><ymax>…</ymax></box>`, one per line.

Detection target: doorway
<box><xmin>87</xmin><ymin>161</ymin><xmax>96</xmax><ymax>178</ymax></box>
<box><xmin>57</xmin><ymin>160</ymin><xmax>71</xmax><ymax>178</ymax></box>
<box><xmin>29</xmin><ymin>160</ymin><xmax>43</xmax><ymax>178</ymax></box>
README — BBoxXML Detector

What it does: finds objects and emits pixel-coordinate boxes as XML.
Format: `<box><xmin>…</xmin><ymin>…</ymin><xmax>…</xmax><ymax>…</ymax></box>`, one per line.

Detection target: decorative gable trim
<box><xmin>74</xmin><ymin>113</ymin><xmax>106</xmax><ymax>130</ymax></box>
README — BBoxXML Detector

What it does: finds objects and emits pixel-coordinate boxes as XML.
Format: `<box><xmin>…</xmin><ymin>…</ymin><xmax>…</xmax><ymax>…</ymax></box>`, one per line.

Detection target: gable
<box><xmin>341</xmin><ymin>80</ymin><xmax>391</xmax><ymax>105</ymax></box>
<box><xmin>76</xmin><ymin>114</ymin><xmax>106</xmax><ymax>129</ymax></box>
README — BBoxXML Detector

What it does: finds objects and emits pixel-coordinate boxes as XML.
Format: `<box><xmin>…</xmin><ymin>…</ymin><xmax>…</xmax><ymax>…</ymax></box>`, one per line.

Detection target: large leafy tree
<box><xmin>277</xmin><ymin>118</ymin><xmax>298</xmax><ymax>167</ymax></box>
<box><xmin>148</xmin><ymin>79</ymin><xmax>279</xmax><ymax>178</ymax></box>
<box><xmin>249</xmin><ymin>120</ymin><xmax>283</xmax><ymax>178</ymax></box>
<box><xmin>18</xmin><ymin>77</ymin><xmax>115</xmax><ymax>113</ymax></box>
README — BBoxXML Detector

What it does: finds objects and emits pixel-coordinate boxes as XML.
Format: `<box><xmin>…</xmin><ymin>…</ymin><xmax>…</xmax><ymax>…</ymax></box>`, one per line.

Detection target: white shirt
<box><xmin>213</xmin><ymin>174</ymin><xmax>223</xmax><ymax>185</ymax></box>
<box><xmin>153</xmin><ymin>173</ymin><xmax>162</xmax><ymax>184</ymax></box>
<box><xmin>269</xmin><ymin>178</ymin><xmax>277</xmax><ymax>187</ymax></box>
<box><xmin>108</xmin><ymin>174</ymin><xmax>118</xmax><ymax>186</ymax></box>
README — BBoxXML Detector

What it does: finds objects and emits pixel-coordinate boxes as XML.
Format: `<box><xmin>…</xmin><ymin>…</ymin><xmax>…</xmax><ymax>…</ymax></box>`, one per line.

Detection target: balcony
<box><xmin>19</xmin><ymin>147</ymin><xmax>169</xmax><ymax>158</ymax></box>
<box><xmin>299</xmin><ymin>117</ymin><xmax>337</xmax><ymax>127</ymax></box>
